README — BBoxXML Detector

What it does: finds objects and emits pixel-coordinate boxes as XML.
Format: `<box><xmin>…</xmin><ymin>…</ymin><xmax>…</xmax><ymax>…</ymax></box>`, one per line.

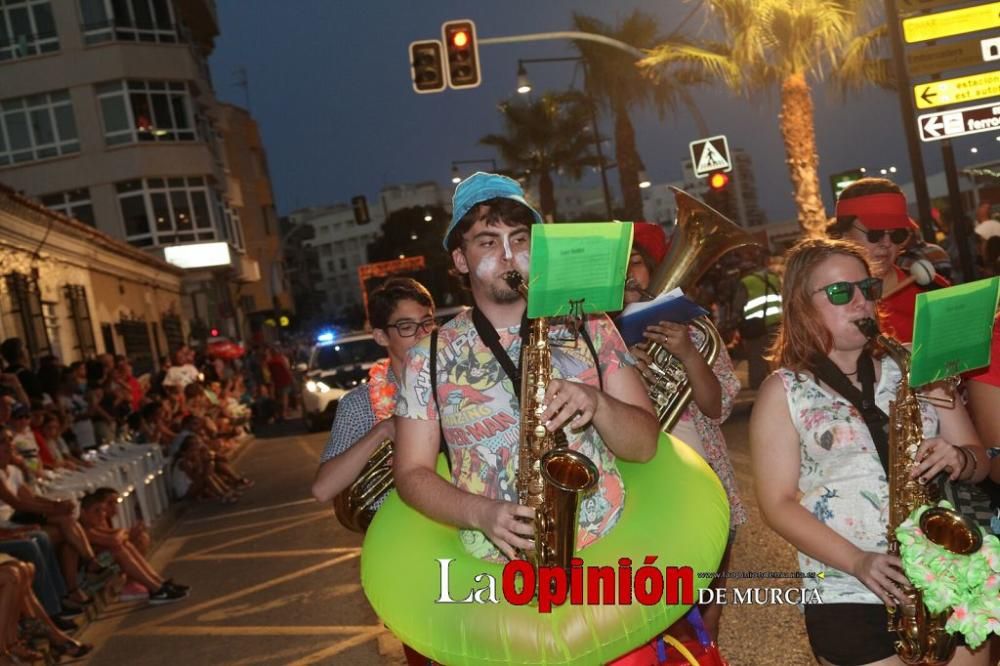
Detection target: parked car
<box><xmin>299</xmin><ymin>332</ymin><xmax>384</xmax><ymax>432</ymax></box>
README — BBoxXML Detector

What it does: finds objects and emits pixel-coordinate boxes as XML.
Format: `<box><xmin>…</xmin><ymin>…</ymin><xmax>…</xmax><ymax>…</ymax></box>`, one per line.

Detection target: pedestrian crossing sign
<box><xmin>689</xmin><ymin>135</ymin><xmax>733</xmax><ymax>178</ymax></box>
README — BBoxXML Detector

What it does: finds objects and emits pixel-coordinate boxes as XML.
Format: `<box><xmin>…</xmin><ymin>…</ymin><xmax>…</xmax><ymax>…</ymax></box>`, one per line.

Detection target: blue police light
<box><xmin>316</xmin><ymin>331</ymin><xmax>335</xmax><ymax>344</ymax></box>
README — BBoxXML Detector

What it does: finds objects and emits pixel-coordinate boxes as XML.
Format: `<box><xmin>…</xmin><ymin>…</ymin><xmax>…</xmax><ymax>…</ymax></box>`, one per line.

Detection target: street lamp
<box><xmin>638</xmin><ymin>162</ymin><xmax>651</xmax><ymax>189</ymax></box>
<box><xmin>516</xmin><ymin>57</ymin><xmax>614</xmax><ymax>220</ymax></box>
<box><xmin>450</xmin><ymin>158</ymin><xmax>498</xmax><ymax>184</ymax></box>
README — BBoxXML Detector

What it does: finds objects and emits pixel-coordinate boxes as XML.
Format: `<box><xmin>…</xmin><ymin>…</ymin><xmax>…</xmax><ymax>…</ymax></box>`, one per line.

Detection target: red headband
<box><xmin>835</xmin><ymin>192</ymin><xmax>918</xmax><ymax>230</ymax></box>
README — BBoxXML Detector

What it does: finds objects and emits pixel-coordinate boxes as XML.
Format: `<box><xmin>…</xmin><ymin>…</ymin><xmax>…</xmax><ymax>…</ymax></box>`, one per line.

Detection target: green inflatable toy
<box><xmin>361</xmin><ymin>432</ymin><xmax>729</xmax><ymax>665</ymax></box>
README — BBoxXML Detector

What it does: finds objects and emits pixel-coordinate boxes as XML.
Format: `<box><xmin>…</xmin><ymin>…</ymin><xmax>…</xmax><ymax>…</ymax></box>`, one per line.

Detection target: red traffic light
<box><xmin>210</xmin><ymin>328</ymin><xmax>219</xmax><ymax>337</ymax></box>
<box><xmin>708</xmin><ymin>172</ymin><xmax>730</xmax><ymax>191</ymax></box>
<box><xmin>442</xmin><ymin>20</ymin><xmax>481</xmax><ymax>89</ymax></box>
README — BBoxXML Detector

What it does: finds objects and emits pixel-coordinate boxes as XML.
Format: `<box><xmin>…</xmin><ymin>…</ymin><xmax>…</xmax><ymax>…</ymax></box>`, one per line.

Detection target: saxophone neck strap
<box><xmin>811</xmin><ymin>351</ymin><xmax>891</xmax><ymax>474</ymax></box>
<box><xmin>471</xmin><ymin>305</ymin><xmax>531</xmax><ymax>403</ymax></box>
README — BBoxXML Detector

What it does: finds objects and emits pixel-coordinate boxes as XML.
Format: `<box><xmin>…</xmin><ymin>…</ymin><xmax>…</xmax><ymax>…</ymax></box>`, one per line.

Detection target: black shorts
<box><xmin>10</xmin><ymin>511</ymin><xmax>47</xmax><ymax>527</ymax></box>
<box><xmin>804</xmin><ymin>603</ymin><xmax>896</xmax><ymax>665</ymax></box>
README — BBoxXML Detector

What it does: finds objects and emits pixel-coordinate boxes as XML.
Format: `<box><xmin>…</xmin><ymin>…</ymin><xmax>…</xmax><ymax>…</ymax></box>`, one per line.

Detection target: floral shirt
<box><xmin>674</xmin><ymin>326</ymin><xmax>747</xmax><ymax>531</ymax></box>
<box><xmin>396</xmin><ymin>310</ymin><xmax>632</xmax><ymax>562</ymax></box>
<box><xmin>778</xmin><ymin>355</ymin><xmax>940</xmax><ymax>604</ymax></box>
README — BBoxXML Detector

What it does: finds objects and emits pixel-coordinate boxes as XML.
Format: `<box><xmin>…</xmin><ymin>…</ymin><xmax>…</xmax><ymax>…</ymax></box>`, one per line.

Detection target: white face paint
<box><xmin>475</xmin><ymin>254</ymin><xmax>499</xmax><ymax>281</ymax></box>
<box><xmin>502</xmin><ymin>234</ymin><xmax>514</xmax><ymax>260</ymax></box>
<box><xmin>513</xmin><ymin>250</ymin><xmax>530</xmax><ymax>274</ymax></box>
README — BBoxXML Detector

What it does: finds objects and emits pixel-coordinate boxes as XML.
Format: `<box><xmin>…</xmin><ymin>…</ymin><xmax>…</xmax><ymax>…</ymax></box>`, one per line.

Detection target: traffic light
<box><xmin>707</xmin><ymin>171</ymin><xmax>730</xmax><ymax>191</ymax></box>
<box><xmin>351</xmin><ymin>195</ymin><xmax>370</xmax><ymax>225</ymax></box>
<box><xmin>409</xmin><ymin>40</ymin><xmax>445</xmax><ymax>94</ymax></box>
<box><xmin>442</xmin><ymin>20</ymin><xmax>481</xmax><ymax>89</ymax></box>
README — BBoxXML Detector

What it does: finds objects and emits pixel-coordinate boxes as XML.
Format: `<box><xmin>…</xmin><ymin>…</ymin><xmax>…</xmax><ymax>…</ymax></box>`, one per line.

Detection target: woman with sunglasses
<box><xmin>750</xmin><ymin>238</ymin><xmax>989</xmax><ymax>666</ymax></box>
<box><xmin>827</xmin><ymin>178</ymin><xmax>949</xmax><ymax>343</ymax></box>
<box><xmin>311</xmin><ymin>278</ymin><xmax>437</xmax><ymax>510</ymax></box>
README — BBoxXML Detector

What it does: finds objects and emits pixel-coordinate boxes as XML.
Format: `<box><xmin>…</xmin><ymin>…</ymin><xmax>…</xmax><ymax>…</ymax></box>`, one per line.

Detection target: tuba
<box><xmin>638</xmin><ymin>187</ymin><xmax>761</xmax><ymax>431</ymax></box>
<box><xmin>333</xmin><ymin>439</ymin><xmax>394</xmax><ymax>533</ymax></box>
<box><xmin>504</xmin><ymin>271</ymin><xmax>599</xmax><ymax>573</ymax></box>
<box><xmin>855</xmin><ymin>318</ymin><xmax>982</xmax><ymax>665</ymax></box>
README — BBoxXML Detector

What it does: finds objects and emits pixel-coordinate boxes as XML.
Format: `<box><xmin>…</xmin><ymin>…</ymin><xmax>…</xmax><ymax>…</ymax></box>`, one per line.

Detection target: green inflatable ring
<box><xmin>361</xmin><ymin>432</ymin><xmax>729</xmax><ymax>665</ymax></box>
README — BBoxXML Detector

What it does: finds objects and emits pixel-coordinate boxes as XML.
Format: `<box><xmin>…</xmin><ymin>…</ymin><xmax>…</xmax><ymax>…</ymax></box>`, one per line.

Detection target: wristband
<box><xmin>959</xmin><ymin>447</ymin><xmax>977</xmax><ymax>480</ymax></box>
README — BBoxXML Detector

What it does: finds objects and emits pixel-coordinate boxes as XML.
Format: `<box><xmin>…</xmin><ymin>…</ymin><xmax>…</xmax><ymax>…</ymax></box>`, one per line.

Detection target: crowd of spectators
<box><xmin>0</xmin><ymin>333</ymin><xmax>290</xmax><ymax>661</ymax></box>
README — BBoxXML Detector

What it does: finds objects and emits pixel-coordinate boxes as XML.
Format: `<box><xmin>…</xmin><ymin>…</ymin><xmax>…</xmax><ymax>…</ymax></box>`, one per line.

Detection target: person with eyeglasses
<box><xmin>826</xmin><ymin>178</ymin><xmax>949</xmax><ymax>343</ymax></box>
<box><xmin>311</xmin><ymin>277</ymin><xmax>436</xmax><ymax>509</ymax></box>
<box><xmin>749</xmin><ymin>238</ymin><xmax>989</xmax><ymax>666</ymax></box>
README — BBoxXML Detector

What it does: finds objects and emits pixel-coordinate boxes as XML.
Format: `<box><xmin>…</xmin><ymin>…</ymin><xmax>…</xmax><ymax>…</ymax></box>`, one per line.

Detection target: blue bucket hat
<box><xmin>444</xmin><ymin>172</ymin><xmax>544</xmax><ymax>249</ymax></box>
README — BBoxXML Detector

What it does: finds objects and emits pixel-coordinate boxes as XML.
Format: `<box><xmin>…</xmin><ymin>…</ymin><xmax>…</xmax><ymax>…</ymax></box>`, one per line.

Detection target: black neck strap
<box><xmin>471</xmin><ymin>306</ymin><xmax>531</xmax><ymax>403</ymax></box>
<box><xmin>811</xmin><ymin>351</ymin><xmax>890</xmax><ymax>474</ymax></box>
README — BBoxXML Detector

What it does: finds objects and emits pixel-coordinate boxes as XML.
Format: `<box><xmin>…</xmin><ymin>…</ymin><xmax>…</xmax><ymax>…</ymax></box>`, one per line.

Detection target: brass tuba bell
<box><xmin>639</xmin><ymin>187</ymin><xmax>761</xmax><ymax>430</ymax></box>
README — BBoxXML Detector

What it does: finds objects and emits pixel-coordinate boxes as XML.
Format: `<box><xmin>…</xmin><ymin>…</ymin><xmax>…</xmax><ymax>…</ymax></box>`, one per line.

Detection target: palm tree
<box><xmin>480</xmin><ymin>91</ymin><xmax>599</xmax><ymax>220</ymax></box>
<box><xmin>573</xmin><ymin>10</ymin><xmax>705</xmax><ymax>221</ymax></box>
<box><xmin>640</xmin><ymin>0</ymin><xmax>888</xmax><ymax>236</ymax></box>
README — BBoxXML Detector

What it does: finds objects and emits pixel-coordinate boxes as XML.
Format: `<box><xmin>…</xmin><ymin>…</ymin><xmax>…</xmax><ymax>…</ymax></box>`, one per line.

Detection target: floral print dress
<box><xmin>777</xmin><ymin>356</ymin><xmax>940</xmax><ymax>604</ymax></box>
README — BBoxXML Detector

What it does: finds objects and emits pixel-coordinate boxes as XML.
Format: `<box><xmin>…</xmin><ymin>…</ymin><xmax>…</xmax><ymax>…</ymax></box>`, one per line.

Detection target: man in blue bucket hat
<box><xmin>393</xmin><ymin>171</ymin><xmax>658</xmax><ymax>564</ymax></box>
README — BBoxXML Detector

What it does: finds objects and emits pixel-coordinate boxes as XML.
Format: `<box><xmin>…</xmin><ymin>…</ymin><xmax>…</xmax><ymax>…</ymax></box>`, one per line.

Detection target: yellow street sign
<box><xmin>913</xmin><ymin>70</ymin><xmax>1000</xmax><ymax>108</ymax></box>
<box><xmin>903</xmin><ymin>1</ymin><xmax>1000</xmax><ymax>43</ymax></box>
<box><xmin>906</xmin><ymin>37</ymin><xmax>989</xmax><ymax>77</ymax></box>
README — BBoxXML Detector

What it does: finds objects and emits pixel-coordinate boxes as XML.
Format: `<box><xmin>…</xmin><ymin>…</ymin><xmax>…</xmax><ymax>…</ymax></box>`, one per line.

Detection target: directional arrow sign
<box><xmin>906</xmin><ymin>37</ymin><xmax>993</xmax><ymax>77</ymax></box>
<box><xmin>913</xmin><ymin>70</ymin><xmax>1000</xmax><ymax>109</ymax></box>
<box><xmin>918</xmin><ymin>101</ymin><xmax>1000</xmax><ymax>142</ymax></box>
<box><xmin>903</xmin><ymin>1</ymin><xmax>1000</xmax><ymax>43</ymax></box>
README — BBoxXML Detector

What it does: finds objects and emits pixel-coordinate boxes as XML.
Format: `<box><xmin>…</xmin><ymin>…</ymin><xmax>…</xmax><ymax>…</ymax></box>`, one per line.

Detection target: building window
<box><xmin>64</xmin><ymin>284</ymin><xmax>97</xmax><ymax>358</ymax></box>
<box><xmin>0</xmin><ymin>0</ymin><xmax>58</xmax><ymax>61</ymax></box>
<box><xmin>115</xmin><ymin>318</ymin><xmax>152</xmax><ymax>375</ymax></box>
<box><xmin>96</xmin><ymin>80</ymin><xmax>196</xmax><ymax>145</ymax></box>
<box><xmin>160</xmin><ymin>313</ymin><xmax>183</xmax><ymax>355</ymax></box>
<box><xmin>0</xmin><ymin>89</ymin><xmax>78</xmax><ymax>165</ymax></box>
<box><xmin>79</xmin><ymin>0</ymin><xmax>176</xmax><ymax>45</ymax></box>
<box><xmin>115</xmin><ymin>176</ymin><xmax>219</xmax><ymax>248</ymax></box>
<box><xmin>339</xmin><ymin>257</ymin><xmax>347</xmax><ymax>271</ymax></box>
<box><xmin>39</xmin><ymin>188</ymin><xmax>95</xmax><ymax>226</ymax></box>
<box><xmin>2</xmin><ymin>272</ymin><xmax>51</xmax><ymax>360</ymax></box>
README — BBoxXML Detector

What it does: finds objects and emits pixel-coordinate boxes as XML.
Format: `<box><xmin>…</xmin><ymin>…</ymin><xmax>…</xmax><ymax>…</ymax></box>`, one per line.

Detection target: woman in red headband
<box><xmin>826</xmin><ymin>178</ymin><xmax>948</xmax><ymax>343</ymax></box>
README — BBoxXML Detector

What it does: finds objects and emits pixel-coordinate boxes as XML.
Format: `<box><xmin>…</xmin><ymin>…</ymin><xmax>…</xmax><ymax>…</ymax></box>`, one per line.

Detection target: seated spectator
<box><xmin>78</xmin><ymin>493</ymin><xmax>187</xmax><ymax>604</ymax></box>
<box><xmin>0</xmin><ymin>339</ymin><xmax>41</xmax><ymax>402</ymax></box>
<box><xmin>90</xmin><ymin>487</ymin><xmax>149</xmax><ymax>554</ymax></box>
<box><xmin>0</xmin><ymin>427</ymin><xmax>104</xmax><ymax>605</ymax></box>
<box><xmin>172</xmin><ymin>435</ymin><xmax>240</xmax><ymax>504</ymax></box>
<box><xmin>8</xmin><ymin>405</ymin><xmax>41</xmax><ymax>475</ymax></box>
<box><xmin>0</xmin><ymin>524</ymin><xmax>76</xmax><ymax>624</ymax></box>
<box><xmin>0</xmin><ymin>555</ymin><xmax>92</xmax><ymax>660</ymax></box>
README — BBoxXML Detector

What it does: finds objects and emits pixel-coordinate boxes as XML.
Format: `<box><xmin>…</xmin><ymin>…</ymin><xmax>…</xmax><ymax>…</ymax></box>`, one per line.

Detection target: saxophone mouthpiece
<box><xmin>502</xmin><ymin>271</ymin><xmax>525</xmax><ymax>290</ymax></box>
<box><xmin>625</xmin><ymin>278</ymin><xmax>656</xmax><ymax>301</ymax></box>
<box><xmin>854</xmin><ymin>318</ymin><xmax>880</xmax><ymax>339</ymax></box>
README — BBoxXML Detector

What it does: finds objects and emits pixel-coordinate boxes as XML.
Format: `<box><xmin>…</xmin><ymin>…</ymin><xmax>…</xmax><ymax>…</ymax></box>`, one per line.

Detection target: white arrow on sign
<box><xmin>922</xmin><ymin>115</ymin><xmax>944</xmax><ymax>137</ymax></box>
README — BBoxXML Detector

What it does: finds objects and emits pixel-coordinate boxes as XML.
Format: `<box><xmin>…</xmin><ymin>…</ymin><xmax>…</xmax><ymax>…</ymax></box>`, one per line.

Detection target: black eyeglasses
<box><xmin>385</xmin><ymin>318</ymin><xmax>437</xmax><ymax>338</ymax></box>
<box><xmin>813</xmin><ymin>277</ymin><xmax>883</xmax><ymax>306</ymax></box>
<box><xmin>854</xmin><ymin>225</ymin><xmax>909</xmax><ymax>245</ymax></box>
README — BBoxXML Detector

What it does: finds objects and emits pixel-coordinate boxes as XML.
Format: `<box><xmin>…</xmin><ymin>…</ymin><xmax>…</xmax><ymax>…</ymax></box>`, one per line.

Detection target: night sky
<box><xmin>207</xmin><ymin>1</ymin><xmax>999</xmax><ymax>223</ymax></box>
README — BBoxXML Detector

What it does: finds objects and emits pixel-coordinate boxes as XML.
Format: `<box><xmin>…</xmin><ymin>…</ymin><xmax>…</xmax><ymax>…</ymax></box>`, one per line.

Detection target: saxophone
<box><xmin>636</xmin><ymin>188</ymin><xmax>760</xmax><ymax>431</ymax></box>
<box><xmin>855</xmin><ymin>318</ymin><xmax>982</xmax><ymax>665</ymax></box>
<box><xmin>504</xmin><ymin>271</ymin><xmax>599</xmax><ymax>573</ymax></box>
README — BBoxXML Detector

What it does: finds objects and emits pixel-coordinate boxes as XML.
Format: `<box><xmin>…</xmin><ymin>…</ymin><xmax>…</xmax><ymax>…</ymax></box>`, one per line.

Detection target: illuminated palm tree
<box><xmin>641</xmin><ymin>0</ymin><xmax>888</xmax><ymax>236</ymax></box>
<box><xmin>480</xmin><ymin>91</ymin><xmax>599</xmax><ymax>220</ymax></box>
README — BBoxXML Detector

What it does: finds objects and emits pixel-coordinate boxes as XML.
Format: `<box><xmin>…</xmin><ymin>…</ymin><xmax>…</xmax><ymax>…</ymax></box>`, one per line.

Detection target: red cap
<box><xmin>632</xmin><ymin>222</ymin><xmax>669</xmax><ymax>265</ymax></box>
<box><xmin>835</xmin><ymin>192</ymin><xmax>918</xmax><ymax>230</ymax></box>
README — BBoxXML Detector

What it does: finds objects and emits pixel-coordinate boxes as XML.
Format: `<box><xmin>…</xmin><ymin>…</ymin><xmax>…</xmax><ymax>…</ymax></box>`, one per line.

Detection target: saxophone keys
<box><xmin>534</xmin><ymin>425</ymin><xmax>547</xmax><ymax>438</ymax></box>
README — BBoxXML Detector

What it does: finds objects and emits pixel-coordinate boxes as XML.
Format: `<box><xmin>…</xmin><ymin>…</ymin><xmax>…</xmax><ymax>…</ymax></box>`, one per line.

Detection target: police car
<box><xmin>300</xmin><ymin>331</ymin><xmax>384</xmax><ymax>431</ymax></box>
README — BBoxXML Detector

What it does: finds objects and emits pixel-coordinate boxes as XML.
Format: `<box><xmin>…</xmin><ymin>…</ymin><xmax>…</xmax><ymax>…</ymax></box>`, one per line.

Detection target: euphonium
<box><xmin>638</xmin><ymin>187</ymin><xmax>760</xmax><ymax>431</ymax></box>
<box><xmin>333</xmin><ymin>439</ymin><xmax>394</xmax><ymax>533</ymax></box>
<box><xmin>855</xmin><ymin>318</ymin><xmax>982</xmax><ymax>666</ymax></box>
<box><xmin>504</xmin><ymin>271</ymin><xmax>599</xmax><ymax>573</ymax></box>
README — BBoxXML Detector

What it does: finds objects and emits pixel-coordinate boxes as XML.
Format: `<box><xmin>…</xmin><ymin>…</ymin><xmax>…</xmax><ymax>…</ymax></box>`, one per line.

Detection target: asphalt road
<box><xmin>79</xmin><ymin>396</ymin><xmax>819</xmax><ymax>665</ymax></box>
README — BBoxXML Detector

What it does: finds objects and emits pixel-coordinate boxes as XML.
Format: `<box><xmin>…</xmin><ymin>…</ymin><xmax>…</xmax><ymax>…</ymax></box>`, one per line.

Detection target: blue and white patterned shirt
<box><xmin>319</xmin><ymin>366</ymin><xmax>397</xmax><ymax>511</ymax></box>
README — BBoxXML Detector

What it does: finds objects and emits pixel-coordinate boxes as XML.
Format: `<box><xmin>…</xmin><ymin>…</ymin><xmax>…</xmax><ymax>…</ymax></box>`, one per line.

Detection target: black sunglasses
<box><xmin>385</xmin><ymin>318</ymin><xmax>436</xmax><ymax>338</ymax></box>
<box><xmin>814</xmin><ymin>277</ymin><xmax>883</xmax><ymax>306</ymax></box>
<box><xmin>854</xmin><ymin>225</ymin><xmax>909</xmax><ymax>244</ymax></box>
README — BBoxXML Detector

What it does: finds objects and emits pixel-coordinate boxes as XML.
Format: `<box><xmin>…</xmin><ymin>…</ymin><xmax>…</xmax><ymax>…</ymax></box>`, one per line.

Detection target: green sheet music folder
<box><xmin>526</xmin><ymin>222</ymin><xmax>633</xmax><ymax>319</ymax></box>
<box><xmin>910</xmin><ymin>276</ymin><xmax>999</xmax><ymax>387</ymax></box>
